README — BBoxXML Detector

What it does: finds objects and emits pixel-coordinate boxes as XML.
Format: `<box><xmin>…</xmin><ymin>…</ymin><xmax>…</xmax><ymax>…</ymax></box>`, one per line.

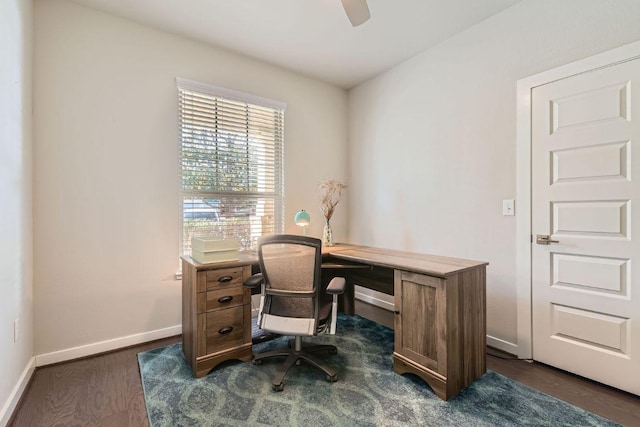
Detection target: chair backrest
<box><xmin>257</xmin><ymin>235</ymin><xmax>322</xmax><ymax>333</ymax></box>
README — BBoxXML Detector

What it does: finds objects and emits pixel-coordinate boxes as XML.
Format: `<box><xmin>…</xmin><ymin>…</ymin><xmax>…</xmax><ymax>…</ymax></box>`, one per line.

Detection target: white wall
<box><xmin>0</xmin><ymin>0</ymin><xmax>34</xmax><ymax>422</ymax></box>
<box><xmin>33</xmin><ymin>0</ymin><xmax>347</xmax><ymax>358</ymax></box>
<box><xmin>348</xmin><ymin>0</ymin><xmax>640</xmax><ymax>351</ymax></box>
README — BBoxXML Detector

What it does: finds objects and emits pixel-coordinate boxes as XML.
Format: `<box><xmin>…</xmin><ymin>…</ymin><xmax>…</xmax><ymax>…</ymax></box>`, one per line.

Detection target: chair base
<box><xmin>253</xmin><ymin>336</ymin><xmax>338</xmax><ymax>391</ymax></box>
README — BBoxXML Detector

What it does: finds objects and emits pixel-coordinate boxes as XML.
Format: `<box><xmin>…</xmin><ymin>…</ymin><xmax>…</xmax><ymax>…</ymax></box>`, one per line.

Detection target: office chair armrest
<box><xmin>326</xmin><ymin>277</ymin><xmax>346</xmax><ymax>295</ymax></box>
<box><xmin>243</xmin><ymin>273</ymin><xmax>264</xmax><ymax>288</ymax></box>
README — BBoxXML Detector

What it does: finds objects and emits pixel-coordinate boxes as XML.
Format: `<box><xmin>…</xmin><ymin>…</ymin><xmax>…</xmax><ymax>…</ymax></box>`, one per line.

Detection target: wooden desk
<box><xmin>181</xmin><ymin>244</ymin><xmax>487</xmax><ymax>400</ymax></box>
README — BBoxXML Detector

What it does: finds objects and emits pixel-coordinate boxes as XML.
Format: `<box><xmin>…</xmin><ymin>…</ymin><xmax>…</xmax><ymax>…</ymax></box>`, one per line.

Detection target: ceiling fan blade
<box><xmin>340</xmin><ymin>0</ymin><xmax>370</xmax><ymax>27</ymax></box>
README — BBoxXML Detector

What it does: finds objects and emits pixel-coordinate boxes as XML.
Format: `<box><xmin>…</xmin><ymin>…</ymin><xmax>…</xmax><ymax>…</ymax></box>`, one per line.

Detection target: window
<box><xmin>177</xmin><ymin>78</ymin><xmax>285</xmax><ymax>254</ymax></box>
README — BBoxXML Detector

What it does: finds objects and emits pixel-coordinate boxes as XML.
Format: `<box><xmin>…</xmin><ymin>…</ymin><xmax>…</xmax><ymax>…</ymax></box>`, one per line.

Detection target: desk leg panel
<box><xmin>195</xmin><ymin>343</ymin><xmax>253</xmax><ymax>378</ymax></box>
<box><xmin>322</xmin><ymin>270</ymin><xmax>355</xmax><ymax>315</ymax></box>
<box><xmin>393</xmin><ymin>353</ymin><xmax>450</xmax><ymax>400</ymax></box>
<box><xmin>342</xmin><ymin>279</ymin><xmax>355</xmax><ymax>315</ymax></box>
<box><xmin>460</xmin><ymin>267</ymin><xmax>487</xmax><ymax>382</ymax></box>
<box><xmin>182</xmin><ymin>260</ymin><xmax>197</xmax><ymax>374</ymax></box>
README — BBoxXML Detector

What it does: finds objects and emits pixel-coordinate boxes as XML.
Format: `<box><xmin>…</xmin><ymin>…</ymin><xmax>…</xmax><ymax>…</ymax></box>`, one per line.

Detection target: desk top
<box><xmin>326</xmin><ymin>245</ymin><xmax>487</xmax><ymax>278</ymax></box>
<box><xmin>182</xmin><ymin>243</ymin><xmax>487</xmax><ymax>278</ymax></box>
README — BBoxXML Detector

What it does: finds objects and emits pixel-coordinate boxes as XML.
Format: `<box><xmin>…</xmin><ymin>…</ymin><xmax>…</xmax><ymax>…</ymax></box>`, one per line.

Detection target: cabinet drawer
<box><xmin>205</xmin><ymin>267</ymin><xmax>244</xmax><ymax>291</ymax></box>
<box><xmin>203</xmin><ymin>306</ymin><xmax>246</xmax><ymax>355</ymax></box>
<box><xmin>197</xmin><ymin>287</ymin><xmax>249</xmax><ymax>313</ymax></box>
<box><xmin>197</xmin><ymin>267</ymin><xmax>243</xmax><ymax>292</ymax></box>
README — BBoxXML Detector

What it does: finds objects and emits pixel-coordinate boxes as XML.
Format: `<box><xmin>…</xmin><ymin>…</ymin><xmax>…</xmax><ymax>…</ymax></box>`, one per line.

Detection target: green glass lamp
<box><xmin>294</xmin><ymin>209</ymin><xmax>310</xmax><ymax>235</ymax></box>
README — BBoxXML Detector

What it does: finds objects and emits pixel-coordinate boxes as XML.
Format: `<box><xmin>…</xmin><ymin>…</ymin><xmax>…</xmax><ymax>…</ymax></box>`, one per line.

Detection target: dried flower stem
<box><xmin>318</xmin><ymin>179</ymin><xmax>347</xmax><ymax>221</ymax></box>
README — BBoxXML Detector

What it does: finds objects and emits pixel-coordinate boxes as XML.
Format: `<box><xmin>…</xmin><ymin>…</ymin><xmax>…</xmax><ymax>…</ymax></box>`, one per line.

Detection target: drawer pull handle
<box><xmin>218</xmin><ymin>326</ymin><xmax>233</xmax><ymax>335</ymax></box>
<box><xmin>217</xmin><ymin>295</ymin><xmax>233</xmax><ymax>303</ymax></box>
<box><xmin>218</xmin><ymin>276</ymin><xmax>233</xmax><ymax>283</ymax></box>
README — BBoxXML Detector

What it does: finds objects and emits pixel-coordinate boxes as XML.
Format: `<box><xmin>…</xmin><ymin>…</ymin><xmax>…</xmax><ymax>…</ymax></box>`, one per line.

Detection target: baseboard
<box><xmin>35</xmin><ymin>325</ymin><xmax>182</xmax><ymax>367</ymax></box>
<box><xmin>357</xmin><ymin>295</ymin><xmax>519</xmax><ymax>356</ymax></box>
<box><xmin>251</xmin><ymin>294</ymin><xmax>261</xmax><ymax>318</ymax></box>
<box><xmin>354</xmin><ymin>290</ymin><xmax>395</xmax><ymax>312</ymax></box>
<box><xmin>0</xmin><ymin>356</ymin><xmax>36</xmax><ymax>426</ymax></box>
<box><xmin>487</xmin><ymin>335</ymin><xmax>519</xmax><ymax>356</ymax></box>
<box><xmin>254</xmin><ymin>290</ymin><xmax>519</xmax><ymax>357</ymax></box>
<box><xmin>252</xmin><ymin>292</ymin><xmax>396</xmax><ymax>315</ymax></box>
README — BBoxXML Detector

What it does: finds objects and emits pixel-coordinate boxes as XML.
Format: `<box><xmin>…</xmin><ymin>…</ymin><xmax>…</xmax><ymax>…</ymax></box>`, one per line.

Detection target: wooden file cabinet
<box><xmin>181</xmin><ymin>257</ymin><xmax>253</xmax><ymax>378</ymax></box>
<box><xmin>392</xmin><ymin>266</ymin><xmax>486</xmax><ymax>400</ymax></box>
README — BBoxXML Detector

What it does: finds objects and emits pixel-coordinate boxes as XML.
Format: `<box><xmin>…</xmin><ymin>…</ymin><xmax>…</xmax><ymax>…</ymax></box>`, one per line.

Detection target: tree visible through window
<box><xmin>178</xmin><ymin>78</ymin><xmax>285</xmax><ymax>254</ymax></box>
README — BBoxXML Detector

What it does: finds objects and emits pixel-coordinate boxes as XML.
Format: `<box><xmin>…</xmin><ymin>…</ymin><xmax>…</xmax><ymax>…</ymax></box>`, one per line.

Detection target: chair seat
<box><xmin>261</xmin><ymin>314</ymin><xmax>316</xmax><ymax>336</ymax></box>
<box><xmin>251</xmin><ymin>316</ymin><xmax>278</xmax><ymax>344</ymax></box>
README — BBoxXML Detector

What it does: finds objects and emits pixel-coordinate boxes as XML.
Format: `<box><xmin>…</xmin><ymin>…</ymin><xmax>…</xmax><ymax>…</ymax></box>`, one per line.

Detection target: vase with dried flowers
<box><xmin>318</xmin><ymin>179</ymin><xmax>347</xmax><ymax>246</ymax></box>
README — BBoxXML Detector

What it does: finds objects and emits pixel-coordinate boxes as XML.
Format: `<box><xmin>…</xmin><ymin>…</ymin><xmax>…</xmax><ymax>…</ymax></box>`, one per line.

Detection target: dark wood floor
<box><xmin>9</xmin><ymin>335</ymin><xmax>182</xmax><ymax>427</ymax></box>
<box><xmin>10</xmin><ymin>303</ymin><xmax>640</xmax><ymax>427</ymax></box>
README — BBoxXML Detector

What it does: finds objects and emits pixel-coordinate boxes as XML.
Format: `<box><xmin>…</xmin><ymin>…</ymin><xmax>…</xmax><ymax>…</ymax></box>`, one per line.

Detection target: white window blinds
<box><xmin>177</xmin><ymin>78</ymin><xmax>285</xmax><ymax>254</ymax></box>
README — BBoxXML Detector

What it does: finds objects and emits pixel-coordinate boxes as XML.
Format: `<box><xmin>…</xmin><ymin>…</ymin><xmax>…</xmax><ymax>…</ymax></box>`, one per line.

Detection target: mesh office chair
<box><xmin>244</xmin><ymin>234</ymin><xmax>346</xmax><ymax>391</ymax></box>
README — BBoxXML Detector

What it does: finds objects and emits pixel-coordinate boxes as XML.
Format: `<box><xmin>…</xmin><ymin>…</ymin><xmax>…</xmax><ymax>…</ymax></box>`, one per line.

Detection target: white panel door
<box><xmin>532</xmin><ymin>58</ymin><xmax>640</xmax><ymax>395</ymax></box>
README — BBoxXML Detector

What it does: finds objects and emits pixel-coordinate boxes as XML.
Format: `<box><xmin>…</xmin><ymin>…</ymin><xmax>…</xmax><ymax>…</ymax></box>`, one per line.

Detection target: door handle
<box><xmin>536</xmin><ymin>234</ymin><xmax>559</xmax><ymax>245</ymax></box>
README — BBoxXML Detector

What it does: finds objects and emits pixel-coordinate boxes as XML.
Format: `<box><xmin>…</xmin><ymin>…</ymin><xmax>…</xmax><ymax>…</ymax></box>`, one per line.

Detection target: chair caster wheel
<box><xmin>253</xmin><ymin>359</ymin><xmax>262</xmax><ymax>365</ymax></box>
<box><xmin>273</xmin><ymin>383</ymin><xmax>284</xmax><ymax>392</ymax></box>
<box><xmin>327</xmin><ymin>374</ymin><xmax>338</xmax><ymax>382</ymax></box>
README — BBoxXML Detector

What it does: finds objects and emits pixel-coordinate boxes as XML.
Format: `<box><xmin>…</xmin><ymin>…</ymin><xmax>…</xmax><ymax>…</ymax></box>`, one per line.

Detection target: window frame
<box><xmin>177</xmin><ymin>77</ymin><xmax>286</xmax><ymax>256</ymax></box>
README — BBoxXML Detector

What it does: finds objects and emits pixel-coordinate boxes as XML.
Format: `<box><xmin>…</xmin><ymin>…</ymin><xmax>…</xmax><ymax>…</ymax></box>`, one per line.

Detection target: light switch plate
<box><xmin>503</xmin><ymin>199</ymin><xmax>515</xmax><ymax>216</ymax></box>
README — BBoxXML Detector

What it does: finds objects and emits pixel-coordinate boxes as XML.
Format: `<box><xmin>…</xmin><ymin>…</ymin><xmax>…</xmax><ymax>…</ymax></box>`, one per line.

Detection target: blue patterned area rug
<box><xmin>138</xmin><ymin>315</ymin><xmax>619</xmax><ymax>426</ymax></box>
